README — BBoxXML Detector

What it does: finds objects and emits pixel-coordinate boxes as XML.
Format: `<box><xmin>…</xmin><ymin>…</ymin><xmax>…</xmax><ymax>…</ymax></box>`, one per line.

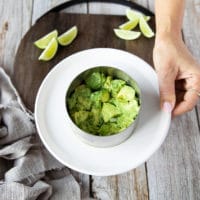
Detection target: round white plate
<box><xmin>35</xmin><ymin>48</ymin><xmax>171</xmax><ymax>176</ymax></box>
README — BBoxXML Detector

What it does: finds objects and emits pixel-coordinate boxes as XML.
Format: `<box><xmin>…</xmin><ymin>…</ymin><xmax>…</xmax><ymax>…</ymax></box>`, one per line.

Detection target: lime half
<box><xmin>34</xmin><ymin>30</ymin><xmax>58</xmax><ymax>49</ymax></box>
<box><xmin>58</xmin><ymin>26</ymin><xmax>78</xmax><ymax>46</ymax></box>
<box><xmin>38</xmin><ymin>37</ymin><xmax>58</xmax><ymax>61</ymax></box>
<box><xmin>139</xmin><ymin>16</ymin><xmax>154</xmax><ymax>38</ymax></box>
<box><xmin>119</xmin><ymin>19</ymin><xmax>139</xmax><ymax>31</ymax></box>
<box><xmin>114</xmin><ymin>29</ymin><xmax>141</xmax><ymax>40</ymax></box>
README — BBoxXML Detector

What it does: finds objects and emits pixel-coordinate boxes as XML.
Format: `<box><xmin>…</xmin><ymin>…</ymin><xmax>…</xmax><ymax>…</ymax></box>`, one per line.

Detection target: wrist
<box><xmin>155</xmin><ymin>30</ymin><xmax>183</xmax><ymax>47</ymax></box>
<box><xmin>156</xmin><ymin>30</ymin><xmax>182</xmax><ymax>42</ymax></box>
<box><xmin>156</xmin><ymin>16</ymin><xmax>183</xmax><ymax>42</ymax></box>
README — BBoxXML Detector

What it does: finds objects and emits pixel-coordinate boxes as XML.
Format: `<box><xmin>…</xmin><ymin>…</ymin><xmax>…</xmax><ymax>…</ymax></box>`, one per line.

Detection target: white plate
<box><xmin>35</xmin><ymin>48</ymin><xmax>171</xmax><ymax>176</ymax></box>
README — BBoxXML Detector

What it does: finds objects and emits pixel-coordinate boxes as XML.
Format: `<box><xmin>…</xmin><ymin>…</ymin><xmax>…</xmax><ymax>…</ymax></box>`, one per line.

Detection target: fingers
<box><xmin>173</xmin><ymin>72</ymin><xmax>200</xmax><ymax>116</ymax></box>
<box><xmin>173</xmin><ymin>89</ymin><xmax>199</xmax><ymax>116</ymax></box>
<box><xmin>156</xmin><ymin>67</ymin><xmax>177</xmax><ymax>112</ymax></box>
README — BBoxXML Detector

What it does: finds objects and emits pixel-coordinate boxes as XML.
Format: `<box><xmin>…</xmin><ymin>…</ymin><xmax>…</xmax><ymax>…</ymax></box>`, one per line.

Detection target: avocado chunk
<box><xmin>102</xmin><ymin>103</ymin><xmax>121</xmax><ymax>123</ymax></box>
<box><xmin>99</xmin><ymin>123</ymin><xmax>120</xmax><ymax>136</ymax></box>
<box><xmin>110</xmin><ymin>79</ymin><xmax>126</xmax><ymax>97</ymax></box>
<box><xmin>73</xmin><ymin>111</ymin><xmax>89</xmax><ymax>126</ymax></box>
<box><xmin>85</xmin><ymin>72</ymin><xmax>102</xmax><ymax>90</ymax></box>
<box><xmin>103</xmin><ymin>76</ymin><xmax>112</xmax><ymax>91</ymax></box>
<box><xmin>117</xmin><ymin>85</ymin><xmax>135</xmax><ymax>101</ymax></box>
<box><xmin>100</xmin><ymin>89</ymin><xmax>110</xmax><ymax>102</ymax></box>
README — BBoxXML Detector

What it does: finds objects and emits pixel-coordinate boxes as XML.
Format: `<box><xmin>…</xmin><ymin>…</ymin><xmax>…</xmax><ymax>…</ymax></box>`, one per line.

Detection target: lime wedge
<box><xmin>119</xmin><ymin>19</ymin><xmax>139</xmax><ymax>31</ymax></box>
<box><xmin>126</xmin><ymin>9</ymin><xmax>142</xmax><ymax>21</ymax></box>
<box><xmin>139</xmin><ymin>16</ymin><xmax>155</xmax><ymax>38</ymax></box>
<box><xmin>58</xmin><ymin>26</ymin><xmax>78</xmax><ymax>46</ymax></box>
<box><xmin>126</xmin><ymin>9</ymin><xmax>151</xmax><ymax>21</ymax></box>
<box><xmin>38</xmin><ymin>37</ymin><xmax>58</xmax><ymax>61</ymax></box>
<box><xmin>145</xmin><ymin>16</ymin><xmax>151</xmax><ymax>21</ymax></box>
<box><xmin>114</xmin><ymin>29</ymin><xmax>141</xmax><ymax>40</ymax></box>
<box><xmin>34</xmin><ymin>30</ymin><xmax>58</xmax><ymax>49</ymax></box>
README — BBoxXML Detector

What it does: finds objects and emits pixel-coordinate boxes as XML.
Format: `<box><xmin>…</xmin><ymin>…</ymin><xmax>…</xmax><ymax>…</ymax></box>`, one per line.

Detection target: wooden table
<box><xmin>0</xmin><ymin>0</ymin><xmax>200</xmax><ymax>199</ymax></box>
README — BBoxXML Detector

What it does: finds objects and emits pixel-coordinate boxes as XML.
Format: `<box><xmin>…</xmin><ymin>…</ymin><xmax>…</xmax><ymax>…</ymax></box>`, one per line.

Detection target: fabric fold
<box><xmin>0</xmin><ymin>67</ymin><xmax>83</xmax><ymax>199</ymax></box>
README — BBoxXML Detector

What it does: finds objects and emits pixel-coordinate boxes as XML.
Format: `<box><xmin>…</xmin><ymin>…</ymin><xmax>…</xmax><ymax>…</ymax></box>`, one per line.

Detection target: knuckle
<box><xmin>194</xmin><ymin>74</ymin><xmax>200</xmax><ymax>82</ymax></box>
<box><xmin>189</xmin><ymin>107</ymin><xmax>193</xmax><ymax>112</ymax></box>
<box><xmin>193</xmin><ymin>75</ymin><xmax>200</xmax><ymax>84</ymax></box>
<box><xmin>186</xmin><ymin>103</ymin><xmax>194</xmax><ymax>112</ymax></box>
<box><xmin>192</xmin><ymin>74</ymin><xmax>200</xmax><ymax>89</ymax></box>
<box><xmin>156</xmin><ymin>66</ymin><xmax>177</xmax><ymax>80</ymax></box>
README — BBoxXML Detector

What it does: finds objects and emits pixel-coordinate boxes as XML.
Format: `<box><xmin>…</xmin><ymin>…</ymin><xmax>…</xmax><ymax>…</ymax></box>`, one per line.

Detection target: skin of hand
<box><xmin>154</xmin><ymin>0</ymin><xmax>200</xmax><ymax>116</ymax></box>
<box><xmin>153</xmin><ymin>34</ymin><xmax>200</xmax><ymax>116</ymax></box>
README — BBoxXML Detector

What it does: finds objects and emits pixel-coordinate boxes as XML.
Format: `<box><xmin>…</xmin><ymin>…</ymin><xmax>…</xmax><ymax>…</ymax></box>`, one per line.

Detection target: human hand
<box><xmin>153</xmin><ymin>34</ymin><xmax>200</xmax><ymax>116</ymax></box>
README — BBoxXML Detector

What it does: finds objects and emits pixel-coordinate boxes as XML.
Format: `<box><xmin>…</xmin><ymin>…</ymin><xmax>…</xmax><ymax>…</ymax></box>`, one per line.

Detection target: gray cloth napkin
<box><xmin>0</xmin><ymin>68</ymin><xmax>83</xmax><ymax>200</ymax></box>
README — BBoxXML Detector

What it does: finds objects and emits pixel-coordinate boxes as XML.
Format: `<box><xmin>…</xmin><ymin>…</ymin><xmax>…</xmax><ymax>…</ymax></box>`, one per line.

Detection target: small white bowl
<box><xmin>35</xmin><ymin>48</ymin><xmax>171</xmax><ymax>176</ymax></box>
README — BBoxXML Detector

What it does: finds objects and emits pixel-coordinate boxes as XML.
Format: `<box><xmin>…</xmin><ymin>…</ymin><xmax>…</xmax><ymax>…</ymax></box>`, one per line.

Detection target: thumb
<box><xmin>157</xmin><ymin>69</ymin><xmax>176</xmax><ymax>113</ymax></box>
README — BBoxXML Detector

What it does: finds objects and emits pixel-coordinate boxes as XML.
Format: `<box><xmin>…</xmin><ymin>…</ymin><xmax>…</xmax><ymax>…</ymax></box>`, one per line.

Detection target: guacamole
<box><xmin>67</xmin><ymin>71</ymin><xmax>140</xmax><ymax>136</ymax></box>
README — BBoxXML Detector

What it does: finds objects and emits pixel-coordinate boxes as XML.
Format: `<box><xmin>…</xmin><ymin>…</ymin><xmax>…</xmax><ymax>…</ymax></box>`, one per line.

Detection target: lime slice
<box><xmin>119</xmin><ymin>19</ymin><xmax>139</xmax><ymax>31</ymax></box>
<box><xmin>34</xmin><ymin>30</ymin><xmax>58</xmax><ymax>49</ymax></box>
<box><xmin>139</xmin><ymin>16</ymin><xmax>155</xmax><ymax>38</ymax></box>
<box><xmin>38</xmin><ymin>37</ymin><xmax>58</xmax><ymax>61</ymax></box>
<box><xmin>114</xmin><ymin>29</ymin><xmax>141</xmax><ymax>40</ymax></box>
<box><xmin>58</xmin><ymin>26</ymin><xmax>78</xmax><ymax>46</ymax></box>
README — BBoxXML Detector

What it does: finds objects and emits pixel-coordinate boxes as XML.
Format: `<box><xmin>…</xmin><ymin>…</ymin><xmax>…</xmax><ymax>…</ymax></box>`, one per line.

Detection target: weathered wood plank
<box><xmin>182</xmin><ymin>0</ymin><xmax>200</xmax><ymax>121</ymax></box>
<box><xmin>88</xmin><ymin>0</ymin><xmax>150</xmax><ymax>16</ymax></box>
<box><xmin>146</xmin><ymin>0</ymin><xmax>154</xmax><ymax>13</ymax></box>
<box><xmin>92</xmin><ymin>166</ymin><xmax>148</xmax><ymax>200</ymax></box>
<box><xmin>183</xmin><ymin>0</ymin><xmax>200</xmax><ymax>61</ymax></box>
<box><xmin>146</xmin><ymin>1</ymin><xmax>200</xmax><ymax>200</ymax></box>
<box><xmin>147</xmin><ymin>112</ymin><xmax>200</xmax><ymax>200</ymax></box>
<box><xmin>62</xmin><ymin>3</ymin><xmax>88</xmax><ymax>14</ymax></box>
<box><xmin>32</xmin><ymin>0</ymin><xmax>87</xmax><ymax>24</ymax></box>
<box><xmin>0</xmin><ymin>0</ymin><xmax>33</xmax><ymax>75</ymax></box>
<box><xmin>88</xmin><ymin>2</ymin><xmax>127</xmax><ymax>15</ymax></box>
<box><xmin>131</xmin><ymin>0</ymin><xmax>148</xmax><ymax>8</ymax></box>
<box><xmin>183</xmin><ymin>0</ymin><xmax>200</xmax><ymax>196</ymax></box>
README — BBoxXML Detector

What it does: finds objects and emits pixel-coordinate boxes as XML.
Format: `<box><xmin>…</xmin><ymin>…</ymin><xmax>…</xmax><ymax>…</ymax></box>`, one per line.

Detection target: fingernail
<box><xmin>163</xmin><ymin>102</ymin><xmax>173</xmax><ymax>113</ymax></box>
